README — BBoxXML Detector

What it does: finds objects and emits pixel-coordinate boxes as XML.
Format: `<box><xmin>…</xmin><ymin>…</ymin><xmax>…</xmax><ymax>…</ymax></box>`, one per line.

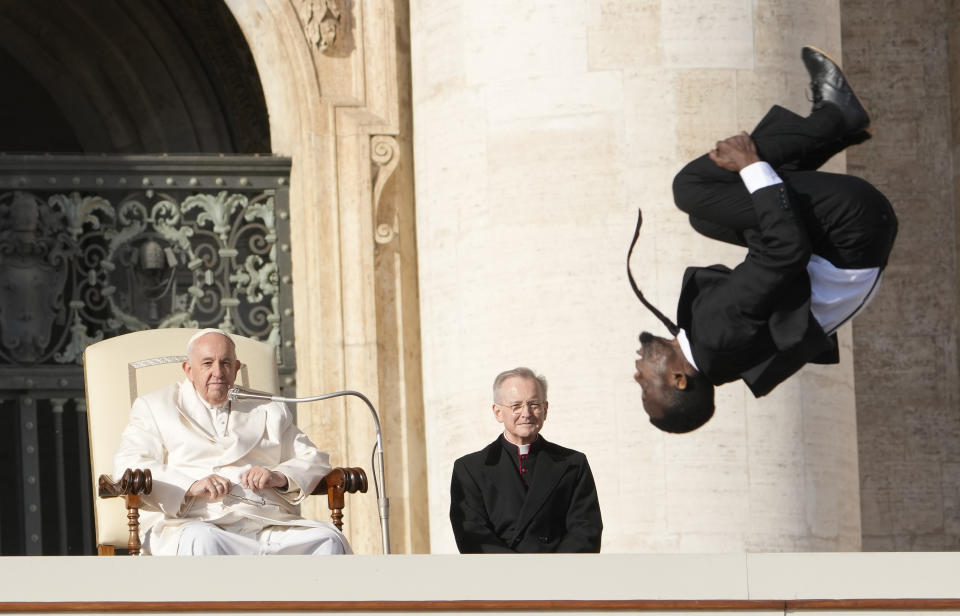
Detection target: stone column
<box><xmin>843</xmin><ymin>0</ymin><xmax>960</xmax><ymax>550</ymax></box>
<box><xmin>411</xmin><ymin>0</ymin><xmax>862</xmax><ymax>552</ymax></box>
<box><xmin>226</xmin><ymin>0</ymin><xmax>429</xmax><ymax>554</ymax></box>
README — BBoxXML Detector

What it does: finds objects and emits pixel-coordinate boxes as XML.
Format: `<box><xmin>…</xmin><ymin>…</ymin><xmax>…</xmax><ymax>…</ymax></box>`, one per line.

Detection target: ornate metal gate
<box><xmin>0</xmin><ymin>154</ymin><xmax>295</xmax><ymax>554</ymax></box>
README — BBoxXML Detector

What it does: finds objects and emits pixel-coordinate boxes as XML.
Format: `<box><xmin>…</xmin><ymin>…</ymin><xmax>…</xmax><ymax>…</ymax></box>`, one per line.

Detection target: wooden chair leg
<box><xmin>330</xmin><ymin>508</ymin><xmax>344</xmax><ymax>531</ymax></box>
<box><xmin>125</xmin><ymin>493</ymin><xmax>142</xmax><ymax>555</ymax></box>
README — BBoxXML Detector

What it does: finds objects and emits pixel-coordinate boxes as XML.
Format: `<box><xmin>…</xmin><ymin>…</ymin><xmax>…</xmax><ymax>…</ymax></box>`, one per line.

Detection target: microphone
<box><xmin>229</xmin><ymin>386</ymin><xmax>391</xmax><ymax>555</ymax></box>
<box><xmin>227</xmin><ymin>387</ymin><xmax>274</xmax><ymax>402</ymax></box>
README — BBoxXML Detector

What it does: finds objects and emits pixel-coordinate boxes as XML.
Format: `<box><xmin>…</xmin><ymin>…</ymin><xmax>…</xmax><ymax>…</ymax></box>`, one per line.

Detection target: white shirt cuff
<box><xmin>739</xmin><ymin>161</ymin><xmax>783</xmax><ymax>194</ymax></box>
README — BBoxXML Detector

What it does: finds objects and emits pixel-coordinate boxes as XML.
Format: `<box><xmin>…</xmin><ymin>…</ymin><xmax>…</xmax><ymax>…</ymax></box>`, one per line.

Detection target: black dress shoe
<box><xmin>801</xmin><ymin>46</ymin><xmax>870</xmax><ymax>134</ymax></box>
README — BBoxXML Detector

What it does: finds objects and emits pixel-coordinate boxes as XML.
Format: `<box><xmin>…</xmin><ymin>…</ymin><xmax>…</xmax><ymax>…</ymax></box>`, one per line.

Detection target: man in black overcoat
<box><xmin>633</xmin><ymin>47</ymin><xmax>898</xmax><ymax>433</ymax></box>
<box><xmin>449</xmin><ymin>367</ymin><xmax>602</xmax><ymax>552</ymax></box>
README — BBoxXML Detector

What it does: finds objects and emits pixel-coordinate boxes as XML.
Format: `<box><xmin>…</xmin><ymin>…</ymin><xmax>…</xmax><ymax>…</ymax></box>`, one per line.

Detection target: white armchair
<box><xmin>82</xmin><ymin>328</ymin><xmax>366</xmax><ymax>555</ymax></box>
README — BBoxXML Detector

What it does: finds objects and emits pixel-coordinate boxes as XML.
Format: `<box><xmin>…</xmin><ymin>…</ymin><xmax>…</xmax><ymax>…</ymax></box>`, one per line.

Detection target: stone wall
<box><xmin>842</xmin><ymin>0</ymin><xmax>960</xmax><ymax>550</ymax></box>
<box><xmin>411</xmin><ymin>0</ymin><xmax>862</xmax><ymax>553</ymax></box>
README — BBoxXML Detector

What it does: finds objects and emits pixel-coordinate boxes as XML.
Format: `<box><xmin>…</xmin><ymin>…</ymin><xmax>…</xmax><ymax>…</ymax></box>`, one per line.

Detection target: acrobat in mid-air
<box><xmin>632</xmin><ymin>47</ymin><xmax>897</xmax><ymax>434</ymax></box>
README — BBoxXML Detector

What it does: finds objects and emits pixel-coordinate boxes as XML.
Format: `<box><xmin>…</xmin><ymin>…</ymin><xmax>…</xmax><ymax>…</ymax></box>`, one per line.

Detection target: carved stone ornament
<box><xmin>0</xmin><ymin>191</ymin><xmax>72</xmax><ymax>363</ymax></box>
<box><xmin>371</xmin><ymin>136</ymin><xmax>400</xmax><ymax>245</ymax></box>
<box><xmin>300</xmin><ymin>0</ymin><xmax>341</xmax><ymax>53</ymax></box>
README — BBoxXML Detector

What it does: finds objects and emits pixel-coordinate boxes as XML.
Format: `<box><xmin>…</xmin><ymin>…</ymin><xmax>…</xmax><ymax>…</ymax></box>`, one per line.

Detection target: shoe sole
<box><xmin>804</xmin><ymin>45</ymin><xmax>873</xmax><ymax>137</ymax></box>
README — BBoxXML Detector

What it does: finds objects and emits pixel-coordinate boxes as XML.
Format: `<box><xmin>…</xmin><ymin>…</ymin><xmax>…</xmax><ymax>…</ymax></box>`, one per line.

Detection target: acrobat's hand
<box><xmin>709</xmin><ymin>132</ymin><xmax>761</xmax><ymax>172</ymax></box>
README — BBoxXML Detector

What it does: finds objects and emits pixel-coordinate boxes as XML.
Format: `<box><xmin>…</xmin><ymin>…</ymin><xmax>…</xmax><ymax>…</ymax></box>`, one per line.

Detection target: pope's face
<box><xmin>182</xmin><ymin>333</ymin><xmax>241</xmax><ymax>405</ymax></box>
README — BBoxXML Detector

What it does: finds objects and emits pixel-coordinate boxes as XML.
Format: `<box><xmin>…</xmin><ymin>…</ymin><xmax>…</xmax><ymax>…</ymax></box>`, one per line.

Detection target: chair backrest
<box><xmin>83</xmin><ymin>328</ymin><xmax>279</xmax><ymax>549</ymax></box>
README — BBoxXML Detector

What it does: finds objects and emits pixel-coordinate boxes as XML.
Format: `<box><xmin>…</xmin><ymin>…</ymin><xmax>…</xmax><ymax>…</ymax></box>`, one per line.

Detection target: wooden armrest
<box><xmin>97</xmin><ymin>469</ymin><xmax>152</xmax><ymax>555</ymax></box>
<box><xmin>98</xmin><ymin>468</ymin><xmax>153</xmax><ymax>499</ymax></box>
<box><xmin>313</xmin><ymin>467</ymin><xmax>368</xmax><ymax>530</ymax></box>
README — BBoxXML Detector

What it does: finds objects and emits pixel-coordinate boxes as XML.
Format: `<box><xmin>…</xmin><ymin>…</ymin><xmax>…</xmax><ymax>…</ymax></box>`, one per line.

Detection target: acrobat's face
<box><xmin>633</xmin><ymin>331</ymin><xmax>678</xmax><ymax>419</ymax></box>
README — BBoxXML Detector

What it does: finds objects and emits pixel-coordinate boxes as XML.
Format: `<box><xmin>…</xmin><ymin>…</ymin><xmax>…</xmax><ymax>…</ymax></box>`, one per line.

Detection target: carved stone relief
<box><xmin>300</xmin><ymin>0</ymin><xmax>342</xmax><ymax>54</ymax></box>
<box><xmin>0</xmin><ymin>191</ymin><xmax>71</xmax><ymax>364</ymax></box>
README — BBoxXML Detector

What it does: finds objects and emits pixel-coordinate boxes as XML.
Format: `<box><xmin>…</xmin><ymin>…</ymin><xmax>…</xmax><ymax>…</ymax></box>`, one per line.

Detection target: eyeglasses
<box><xmin>223</xmin><ymin>490</ymin><xmax>278</xmax><ymax>510</ymax></box>
<box><xmin>496</xmin><ymin>400</ymin><xmax>544</xmax><ymax>414</ymax></box>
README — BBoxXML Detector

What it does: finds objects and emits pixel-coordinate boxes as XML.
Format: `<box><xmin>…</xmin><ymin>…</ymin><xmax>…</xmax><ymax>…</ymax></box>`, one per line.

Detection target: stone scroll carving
<box><xmin>371</xmin><ymin>135</ymin><xmax>400</xmax><ymax>245</ymax></box>
<box><xmin>0</xmin><ymin>187</ymin><xmax>285</xmax><ymax>366</ymax></box>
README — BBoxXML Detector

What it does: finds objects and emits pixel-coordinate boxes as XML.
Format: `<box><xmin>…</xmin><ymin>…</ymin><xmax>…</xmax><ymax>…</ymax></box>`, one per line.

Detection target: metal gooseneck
<box><xmin>228</xmin><ymin>387</ymin><xmax>390</xmax><ymax>554</ymax></box>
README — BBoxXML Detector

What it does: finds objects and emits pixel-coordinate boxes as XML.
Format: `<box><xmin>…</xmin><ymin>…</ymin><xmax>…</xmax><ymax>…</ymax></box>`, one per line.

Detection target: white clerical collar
<box><xmin>677</xmin><ymin>328</ymin><xmax>700</xmax><ymax>373</ymax></box>
<box><xmin>502</xmin><ymin>433</ymin><xmax>537</xmax><ymax>455</ymax></box>
<box><xmin>192</xmin><ymin>383</ymin><xmax>229</xmax><ymax>413</ymax></box>
<box><xmin>204</xmin><ymin>399</ymin><xmax>230</xmax><ymax>413</ymax></box>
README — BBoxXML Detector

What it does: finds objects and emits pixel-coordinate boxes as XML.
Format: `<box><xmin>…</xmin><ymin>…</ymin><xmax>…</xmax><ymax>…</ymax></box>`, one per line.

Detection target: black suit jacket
<box><xmin>677</xmin><ymin>182</ymin><xmax>840</xmax><ymax>397</ymax></box>
<box><xmin>449</xmin><ymin>436</ymin><xmax>602</xmax><ymax>553</ymax></box>
<box><xmin>672</xmin><ymin>105</ymin><xmax>897</xmax><ymax>398</ymax></box>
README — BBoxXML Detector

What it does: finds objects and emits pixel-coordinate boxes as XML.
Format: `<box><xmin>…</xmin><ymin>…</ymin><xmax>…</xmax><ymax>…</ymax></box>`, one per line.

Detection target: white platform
<box><xmin>2</xmin><ymin>553</ymin><xmax>959</xmax><ymax>614</ymax></box>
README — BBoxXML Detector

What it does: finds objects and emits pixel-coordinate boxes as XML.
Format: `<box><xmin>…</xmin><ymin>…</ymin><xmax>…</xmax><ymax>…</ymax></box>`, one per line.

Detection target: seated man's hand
<box><xmin>241</xmin><ymin>466</ymin><xmax>288</xmax><ymax>491</ymax></box>
<box><xmin>187</xmin><ymin>474</ymin><xmax>231</xmax><ymax>501</ymax></box>
<box><xmin>709</xmin><ymin>131</ymin><xmax>761</xmax><ymax>172</ymax></box>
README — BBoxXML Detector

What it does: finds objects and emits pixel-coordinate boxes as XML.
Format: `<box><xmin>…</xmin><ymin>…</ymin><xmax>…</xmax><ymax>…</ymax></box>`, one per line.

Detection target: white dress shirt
<box><xmin>678</xmin><ymin>161</ymin><xmax>881</xmax><ymax>369</ymax></box>
<box><xmin>741</xmin><ymin>161</ymin><xmax>881</xmax><ymax>334</ymax></box>
<box><xmin>198</xmin><ymin>396</ymin><xmax>231</xmax><ymax>438</ymax></box>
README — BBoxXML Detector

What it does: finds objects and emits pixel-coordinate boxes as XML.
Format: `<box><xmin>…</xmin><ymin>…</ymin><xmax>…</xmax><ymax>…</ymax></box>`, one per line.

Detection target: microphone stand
<box><xmin>228</xmin><ymin>387</ymin><xmax>390</xmax><ymax>554</ymax></box>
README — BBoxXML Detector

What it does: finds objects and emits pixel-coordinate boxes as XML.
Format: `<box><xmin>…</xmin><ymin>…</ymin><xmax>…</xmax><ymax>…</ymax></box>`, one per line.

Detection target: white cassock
<box><xmin>114</xmin><ymin>379</ymin><xmax>351</xmax><ymax>555</ymax></box>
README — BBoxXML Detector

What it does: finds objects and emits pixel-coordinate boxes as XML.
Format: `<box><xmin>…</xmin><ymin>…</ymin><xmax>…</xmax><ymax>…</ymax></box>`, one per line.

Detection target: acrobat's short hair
<box><xmin>648</xmin><ymin>371</ymin><xmax>715</xmax><ymax>433</ymax></box>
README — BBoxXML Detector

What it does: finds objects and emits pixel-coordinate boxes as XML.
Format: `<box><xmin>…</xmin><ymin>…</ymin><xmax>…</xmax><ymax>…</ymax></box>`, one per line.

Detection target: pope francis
<box><xmin>113</xmin><ymin>329</ymin><xmax>350</xmax><ymax>555</ymax></box>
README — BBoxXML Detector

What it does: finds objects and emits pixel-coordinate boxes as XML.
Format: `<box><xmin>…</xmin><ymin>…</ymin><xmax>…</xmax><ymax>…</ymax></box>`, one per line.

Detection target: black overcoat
<box><xmin>450</xmin><ymin>436</ymin><xmax>602</xmax><ymax>553</ymax></box>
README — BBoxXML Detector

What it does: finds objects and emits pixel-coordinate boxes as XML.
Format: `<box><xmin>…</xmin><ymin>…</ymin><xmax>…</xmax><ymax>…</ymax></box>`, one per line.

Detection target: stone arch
<box><xmin>0</xmin><ymin>0</ymin><xmax>426</xmax><ymax>554</ymax></box>
<box><xmin>0</xmin><ymin>0</ymin><xmax>281</xmax><ymax>555</ymax></box>
<box><xmin>0</xmin><ymin>0</ymin><xmax>269</xmax><ymax>153</ymax></box>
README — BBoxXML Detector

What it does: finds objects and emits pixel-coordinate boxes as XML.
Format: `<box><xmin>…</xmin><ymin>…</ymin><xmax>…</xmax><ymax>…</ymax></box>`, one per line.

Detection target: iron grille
<box><xmin>0</xmin><ymin>154</ymin><xmax>295</xmax><ymax>554</ymax></box>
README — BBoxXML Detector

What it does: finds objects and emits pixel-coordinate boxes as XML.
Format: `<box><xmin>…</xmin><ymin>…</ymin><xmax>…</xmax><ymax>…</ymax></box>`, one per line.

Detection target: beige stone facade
<box><xmin>411</xmin><ymin>0</ymin><xmax>863</xmax><ymax>553</ymax></box>
<box><xmin>0</xmin><ymin>0</ymin><xmax>956</xmax><ymax>554</ymax></box>
<box><xmin>223</xmin><ymin>0</ymin><xmax>960</xmax><ymax>553</ymax></box>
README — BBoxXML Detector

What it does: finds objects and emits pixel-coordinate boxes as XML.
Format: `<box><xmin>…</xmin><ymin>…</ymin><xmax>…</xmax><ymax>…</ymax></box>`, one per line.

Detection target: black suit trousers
<box><xmin>672</xmin><ymin>105</ymin><xmax>897</xmax><ymax>269</ymax></box>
